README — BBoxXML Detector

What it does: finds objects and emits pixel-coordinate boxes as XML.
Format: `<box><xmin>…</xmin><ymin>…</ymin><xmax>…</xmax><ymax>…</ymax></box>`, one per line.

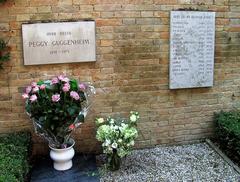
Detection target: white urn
<box><xmin>49</xmin><ymin>138</ymin><xmax>75</xmax><ymax>171</ymax></box>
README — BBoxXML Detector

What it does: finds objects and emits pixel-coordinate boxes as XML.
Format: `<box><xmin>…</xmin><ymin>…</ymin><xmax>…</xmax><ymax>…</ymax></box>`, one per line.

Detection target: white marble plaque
<box><xmin>22</xmin><ymin>21</ymin><xmax>96</xmax><ymax>65</ymax></box>
<box><xmin>169</xmin><ymin>11</ymin><xmax>215</xmax><ymax>89</ymax></box>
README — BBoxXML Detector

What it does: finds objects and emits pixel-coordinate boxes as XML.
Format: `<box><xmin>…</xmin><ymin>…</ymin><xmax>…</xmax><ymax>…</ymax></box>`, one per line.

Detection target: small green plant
<box><xmin>0</xmin><ymin>39</ymin><xmax>10</xmax><ymax>69</ymax></box>
<box><xmin>0</xmin><ymin>132</ymin><xmax>31</xmax><ymax>182</ymax></box>
<box><xmin>96</xmin><ymin>111</ymin><xmax>139</xmax><ymax>171</ymax></box>
<box><xmin>214</xmin><ymin>110</ymin><xmax>240</xmax><ymax>164</ymax></box>
<box><xmin>0</xmin><ymin>0</ymin><xmax>7</xmax><ymax>4</ymax></box>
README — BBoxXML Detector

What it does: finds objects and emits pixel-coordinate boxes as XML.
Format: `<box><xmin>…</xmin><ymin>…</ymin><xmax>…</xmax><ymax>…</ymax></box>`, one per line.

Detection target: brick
<box><xmin>123</xmin><ymin>18</ymin><xmax>136</xmax><ymax>25</ymax></box>
<box><xmin>178</xmin><ymin>0</ymin><xmax>213</xmax><ymax>4</ymax></box>
<box><xmin>58</xmin><ymin>0</ymin><xmax>73</xmax><ymax>5</ymax></box>
<box><xmin>114</xmin><ymin>25</ymin><xmax>140</xmax><ymax>32</ymax></box>
<box><xmin>228</xmin><ymin>26</ymin><xmax>240</xmax><ymax>32</ymax></box>
<box><xmin>154</xmin><ymin>11</ymin><xmax>169</xmax><ymax>17</ymax></box>
<box><xmin>101</xmin><ymin>12</ymin><xmax>114</xmax><ymax>18</ymax></box>
<box><xmin>141</xmin><ymin>25</ymin><xmax>154</xmax><ymax>31</ymax></box>
<box><xmin>100</xmin><ymin>40</ymin><xmax>113</xmax><ymax>46</ymax></box>
<box><xmin>94</xmin><ymin>4</ymin><xmax>122</xmax><ymax>11</ymax></box>
<box><xmin>0</xmin><ymin>23</ymin><xmax>9</xmax><ymax>31</ymax></box>
<box><xmin>73</xmin><ymin>0</ymin><xmax>96</xmax><ymax>5</ymax></box>
<box><xmin>0</xmin><ymin>15</ymin><xmax>16</xmax><ymax>22</ymax></box>
<box><xmin>14</xmin><ymin>0</ymin><xmax>29</xmax><ymax>7</ymax></box>
<box><xmin>9</xmin><ymin>7</ymin><xmax>37</xmax><ymax>14</ymax></box>
<box><xmin>72</xmin><ymin>11</ymin><xmax>100</xmax><ymax>19</ymax></box>
<box><xmin>52</xmin><ymin>5</ymin><xmax>79</xmax><ymax>13</ymax></box>
<box><xmin>30</xmin><ymin>13</ymin><xmax>57</xmax><ymax>21</ymax></box>
<box><xmin>80</xmin><ymin>5</ymin><xmax>94</xmax><ymax>11</ymax></box>
<box><xmin>37</xmin><ymin>6</ymin><xmax>52</xmax><ymax>13</ymax></box>
<box><xmin>30</xmin><ymin>0</ymin><xmax>58</xmax><ymax>6</ymax></box>
<box><xmin>136</xmin><ymin>18</ymin><xmax>162</xmax><ymax>25</ymax></box>
<box><xmin>154</xmin><ymin>0</ymin><xmax>178</xmax><ymax>4</ymax></box>
<box><xmin>96</xmin><ymin>19</ymin><xmax>122</xmax><ymax>26</ymax></box>
<box><xmin>16</xmin><ymin>14</ymin><xmax>31</xmax><ymax>21</ymax></box>
<box><xmin>214</xmin><ymin>0</ymin><xmax>228</xmax><ymax>5</ymax></box>
<box><xmin>141</xmin><ymin>11</ymin><xmax>154</xmax><ymax>17</ymax></box>
<box><xmin>229</xmin><ymin>0</ymin><xmax>240</xmax><ymax>5</ymax></box>
<box><xmin>114</xmin><ymin>11</ymin><xmax>141</xmax><ymax>17</ymax></box>
<box><xmin>216</xmin><ymin>18</ymin><xmax>229</xmax><ymax>25</ymax></box>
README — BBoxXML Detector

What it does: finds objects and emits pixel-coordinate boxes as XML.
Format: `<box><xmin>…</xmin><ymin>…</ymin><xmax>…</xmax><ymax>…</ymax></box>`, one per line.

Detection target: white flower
<box><xmin>111</xmin><ymin>142</ymin><xmax>118</xmax><ymax>149</ymax></box>
<box><xmin>103</xmin><ymin>139</ymin><xmax>111</xmax><ymax>147</ymax></box>
<box><xmin>110</xmin><ymin>118</ymin><xmax>115</xmax><ymax>124</ymax></box>
<box><xmin>121</xmin><ymin>123</ymin><xmax>127</xmax><ymax>128</ymax></box>
<box><xmin>105</xmin><ymin>139</ymin><xmax>111</xmax><ymax>146</ymax></box>
<box><xmin>96</xmin><ymin>118</ymin><xmax>104</xmax><ymax>125</ymax></box>
<box><xmin>130</xmin><ymin>114</ymin><xmax>137</xmax><ymax>122</ymax></box>
<box><xmin>130</xmin><ymin>140</ymin><xmax>135</xmax><ymax>146</ymax></box>
<box><xmin>107</xmin><ymin>147</ymin><xmax>113</xmax><ymax>153</ymax></box>
<box><xmin>110</xmin><ymin>125</ymin><xmax>115</xmax><ymax>131</ymax></box>
<box><xmin>117</xmin><ymin>139</ymin><xmax>123</xmax><ymax>143</ymax></box>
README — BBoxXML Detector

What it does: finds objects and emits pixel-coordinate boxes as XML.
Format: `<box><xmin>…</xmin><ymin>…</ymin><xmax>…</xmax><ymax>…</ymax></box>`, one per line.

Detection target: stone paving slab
<box><xmin>31</xmin><ymin>154</ymin><xmax>99</xmax><ymax>182</ymax></box>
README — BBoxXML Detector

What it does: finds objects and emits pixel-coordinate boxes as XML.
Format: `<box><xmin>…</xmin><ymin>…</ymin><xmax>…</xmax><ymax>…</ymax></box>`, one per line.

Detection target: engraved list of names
<box><xmin>169</xmin><ymin>11</ymin><xmax>215</xmax><ymax>89</ymax></box>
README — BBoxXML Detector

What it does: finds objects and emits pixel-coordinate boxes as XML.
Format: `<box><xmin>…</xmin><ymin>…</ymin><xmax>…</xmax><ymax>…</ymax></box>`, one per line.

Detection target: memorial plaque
<box><xmin>169</xmin><ymin>11</ymin><xmax>215</xmax><ymax>89</ymax></box>
<box><xmin>22</xmin><ymin>21</ymin><xmax>96</xmax><ymax>65</ymax></box>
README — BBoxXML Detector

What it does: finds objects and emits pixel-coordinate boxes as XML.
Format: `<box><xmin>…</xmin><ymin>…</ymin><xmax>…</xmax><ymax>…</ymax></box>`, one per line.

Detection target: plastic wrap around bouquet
<box><xmin>22</xmin><ymin>75</ymin><xmax>95</xmax><ymax>149</ymax></box>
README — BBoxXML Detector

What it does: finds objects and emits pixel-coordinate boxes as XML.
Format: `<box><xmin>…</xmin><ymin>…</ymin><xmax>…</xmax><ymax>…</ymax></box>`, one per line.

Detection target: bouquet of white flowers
<box><xmin>95</xmin><ymin>111</ymin><xmax>139</xmax><ymax>171</ymax></box>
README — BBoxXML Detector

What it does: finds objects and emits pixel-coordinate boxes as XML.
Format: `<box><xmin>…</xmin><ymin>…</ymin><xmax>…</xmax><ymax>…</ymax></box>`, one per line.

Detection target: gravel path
<box><xmin>97</xmin><ymin>143</ymin><xmax>240</xmax><ymax>182</ymax></box>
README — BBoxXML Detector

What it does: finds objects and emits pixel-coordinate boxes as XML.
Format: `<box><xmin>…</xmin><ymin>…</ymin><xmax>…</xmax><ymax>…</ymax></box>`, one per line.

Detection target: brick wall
<box><xmin>0</xmin><ymin>0</ymin><xmax>239</xmax><ymax>155</ymax></box>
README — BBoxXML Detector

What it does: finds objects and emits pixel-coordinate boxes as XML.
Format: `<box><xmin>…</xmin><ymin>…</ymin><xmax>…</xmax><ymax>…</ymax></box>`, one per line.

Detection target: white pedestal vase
<box><xmin>49</xmin><ymin>138</ymin><xmax>75</xmax><ymax>171</ymax></box>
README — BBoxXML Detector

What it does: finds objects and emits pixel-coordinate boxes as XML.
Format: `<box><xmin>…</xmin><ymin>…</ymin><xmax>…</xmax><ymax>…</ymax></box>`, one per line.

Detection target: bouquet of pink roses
<box><xmin>22</xmin><ymin>75</ymin><xmax>95</xmax><ymax>148</ymax></box>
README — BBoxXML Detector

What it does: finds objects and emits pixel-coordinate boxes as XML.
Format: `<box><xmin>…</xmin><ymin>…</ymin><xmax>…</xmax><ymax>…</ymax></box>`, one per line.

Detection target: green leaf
<box><xmin>39</xmin><ymin>116</ymin><xmax>45</xmax><ymax>122</ymax></box>
<box><xmin>67</xmin><ymin>107</ymin><xmax>76</xmax><ymax>115</ymax></box>
<box><xmin>50</xmin><ymin>125</ymin><xmax>54</xmax><ymax>130</ymax></box>
<box><xmin>53</xmin><ymin>116</ymin><xmax>59</xmax><ymax>120</ymax></box>
<box><xmin>37</xmin><ymin>80</ymin><xmax>44</xmax><ymax>85</ymax></box>
<box><xmin>77</xmin><ymin>114</ymin><xmax>84</xmax><ymax>122</ymax></box>
<box><xmin>70</xmin><ymin>79</ymin><xmax>78</xmax><ymax>91</ymax></box>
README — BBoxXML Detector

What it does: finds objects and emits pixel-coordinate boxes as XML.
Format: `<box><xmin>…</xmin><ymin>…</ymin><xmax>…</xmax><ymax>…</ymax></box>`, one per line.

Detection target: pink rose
<box><xmin>51</xmin><ymin>77</ymin><xmax>59</xmax><ymax>85</ymax></box>
<box><xmin>69</xmin><ymin>124</ymin><xmax>75</xmax><ymax>130</ymax></box>
<box><xmin>52</xmin><ymin>94</ymin><xmax>60</xmax><ymax>102</ymax></box>
<box><xmin>22</xmin><ymin>93</ymin><xmax>29</xmax><ymax>99</ymax></box>
<box><xmin>62</xmin><ymin>83</ymin><xmax>70</xmax><ymax>92</ymax></box>
<box><xmin>40</xmin><ymin>84</ymin><xmax>46</xmax><ymax>90</ymax></box>
<box><xmin>70</xmin><ymin>91</ymin><xmax>80</xmax><ymax>100</ymax></box>
<box><xmin>25</xmin><ymin>86</ymin><xmax>32</xmax><ymax>94</ymax></box>
<box><xmin>79</xmin><ymin>83</ymin><xmax>86</xmax><ymax>90</ymax></box>
<box><xmin>31</xmin><ymin>82</ymin><xmax>37</xmax><ymax>87</ymax></box>
<box><xmin>62</xmin><ymin>77</ymin><xmax>70</xmax><ymax>83</ymax></box>
<box><xmin>58</xmin><ymin>75</ymin><xmax>69</xmax><ymax>82</ymax></box>
<box><xmin>58</xmin><ymin>74</ymin><xmax>65</xmax><ymax>81</ymax></box>
<box><xmin>32</xmin><ymin>86</ymin><xmax>39</xmax><ymax>93</ymax></box>
<box><xmin>30</xmin><ymin>94</ymin><xmax>37</xmax><ymax>103</ymax></box>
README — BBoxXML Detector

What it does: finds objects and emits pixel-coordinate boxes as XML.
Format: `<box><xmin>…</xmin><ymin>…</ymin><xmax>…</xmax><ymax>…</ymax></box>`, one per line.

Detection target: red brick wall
<box><xmin>0</xmin><ymin>0</ymin><xmax>240</xmax><ymax>155</ymax></box>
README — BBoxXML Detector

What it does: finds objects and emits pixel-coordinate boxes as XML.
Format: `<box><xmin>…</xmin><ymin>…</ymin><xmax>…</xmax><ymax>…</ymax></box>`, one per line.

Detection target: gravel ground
<box><xmin>97</xmin><ymin>143</ymin><xmax>240</xmax><ymax>182</ymax></box>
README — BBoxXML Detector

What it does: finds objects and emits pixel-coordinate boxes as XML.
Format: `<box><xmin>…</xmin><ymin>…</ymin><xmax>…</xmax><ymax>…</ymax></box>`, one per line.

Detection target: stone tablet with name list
<box><xmin>169</xmin><ymin>11</ymin><xmax>215</xmax><ymax>89</ymax></box>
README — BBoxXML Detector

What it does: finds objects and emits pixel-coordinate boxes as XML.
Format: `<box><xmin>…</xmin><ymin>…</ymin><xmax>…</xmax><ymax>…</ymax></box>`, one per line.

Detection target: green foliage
<box><xmin>0</xmin><ymin>0</ymin><xmax>7</xmax><ymax>4</ymax></box>
<box><xmin>214</xmin><ymin>110</ymin><xmax>240</xmax><ymax>164</ymax></box>
<box><xmin>0</xmin><ymin>132</ymin><xmax>31</xmax><ymax>182</ymax></box>
<box><xmin>0</xmin><ymin>39</ymin><xmax>10</xmax><ymax>69</ymax></box>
